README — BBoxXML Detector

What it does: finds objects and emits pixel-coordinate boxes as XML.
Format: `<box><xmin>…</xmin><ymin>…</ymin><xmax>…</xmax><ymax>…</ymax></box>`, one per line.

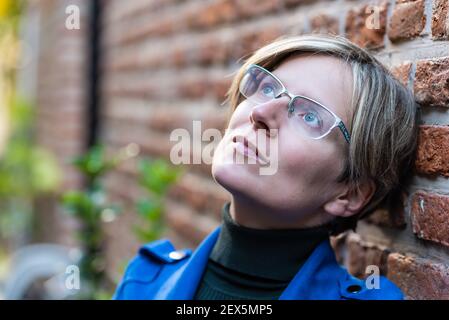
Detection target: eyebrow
<box><xmin>264</xmin><ymin>65</ymin><xmax>339</xmax><ymax>116</ymax></box>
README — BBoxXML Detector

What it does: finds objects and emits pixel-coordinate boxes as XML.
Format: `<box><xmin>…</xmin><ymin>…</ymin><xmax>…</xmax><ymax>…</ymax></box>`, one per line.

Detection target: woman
<box><xmin>113</xmin><ymin>33</ymin><xmax>419</xmax><ymax>300</ymax></box>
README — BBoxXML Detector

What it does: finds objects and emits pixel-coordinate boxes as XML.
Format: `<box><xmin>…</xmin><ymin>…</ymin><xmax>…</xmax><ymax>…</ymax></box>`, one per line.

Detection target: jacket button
<box><xmin>346</xmin><ymin>284</ymin><xmax>362</xmax><ymax>294</ymax></box>
<box><xmin>169</xmin><ymin>250</ymin><xmax>186</xmax><ymax>260</ymax></box>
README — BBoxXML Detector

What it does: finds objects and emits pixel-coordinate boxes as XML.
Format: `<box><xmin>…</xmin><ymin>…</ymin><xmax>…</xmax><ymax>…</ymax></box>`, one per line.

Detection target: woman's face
<box><xmin>212</xmin><ymin>54</ymin><xmax>354</xmax><ymax>224</ymax></box>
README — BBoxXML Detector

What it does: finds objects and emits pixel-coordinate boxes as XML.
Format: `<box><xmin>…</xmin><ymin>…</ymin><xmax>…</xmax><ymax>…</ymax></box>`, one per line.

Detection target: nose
<box><xmin>249</xmin><ymin>96</ymin><xmax>288</xmax><ymax>137</ymax></box>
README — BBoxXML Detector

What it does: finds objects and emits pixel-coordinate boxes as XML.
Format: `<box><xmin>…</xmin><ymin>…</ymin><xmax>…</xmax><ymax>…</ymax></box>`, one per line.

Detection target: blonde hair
<box><xmin>223</xmin><ymin>33</ymin><xmax>421</xmax><ymax>235</ymax></box>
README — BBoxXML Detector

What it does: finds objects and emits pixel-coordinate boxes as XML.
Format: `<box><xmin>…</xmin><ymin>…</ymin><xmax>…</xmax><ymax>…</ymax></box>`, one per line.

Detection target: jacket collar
<box><xmin>155</xmin><ymin>225</ymin><xmax>347</xmax><ymax>300</ymax></box>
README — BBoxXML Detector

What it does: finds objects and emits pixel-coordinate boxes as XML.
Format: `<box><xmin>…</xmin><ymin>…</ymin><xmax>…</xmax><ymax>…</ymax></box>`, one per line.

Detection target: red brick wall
<box><xmin>33</xmin><ymin>0</ymin><xmax>449</xmax><ymax>299</ymax></box>
<box><xmin>33</xmin><ymin>0</ymin><xmax>90</xmax><ymax>246</ymax></box>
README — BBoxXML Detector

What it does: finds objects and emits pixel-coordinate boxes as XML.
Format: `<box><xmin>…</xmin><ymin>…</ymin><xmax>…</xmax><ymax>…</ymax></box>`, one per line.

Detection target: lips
<box><xmin>232</xmin><ymin>135</ymin><xmax>269</xmax><ymax>165</ymax></box>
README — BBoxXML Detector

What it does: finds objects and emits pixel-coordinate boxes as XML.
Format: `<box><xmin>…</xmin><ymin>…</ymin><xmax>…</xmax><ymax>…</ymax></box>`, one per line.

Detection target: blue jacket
<box><xmin>113</xmin><ymin>226</ymin><xmax>403</xmax><ymax>300</ymax></box>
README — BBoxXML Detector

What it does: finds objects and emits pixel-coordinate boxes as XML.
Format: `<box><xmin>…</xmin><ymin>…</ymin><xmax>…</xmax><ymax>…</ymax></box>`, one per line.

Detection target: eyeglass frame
<box><xmin>239</xmin><ymin>64</ymin><xmax>351</xmax><ymax>144</ymax></box>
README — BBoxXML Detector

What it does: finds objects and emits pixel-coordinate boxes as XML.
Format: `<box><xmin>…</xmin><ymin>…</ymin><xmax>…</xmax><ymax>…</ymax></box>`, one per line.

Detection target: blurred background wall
<box><xmin>5</xmin><ymin>0</ymin><xmax>449</xmax><ymax>299</ymax></box>
<box><xmin>30</xmin><ymin>0</ymin><xmax>90</xmax><ymax>247</ymax></box>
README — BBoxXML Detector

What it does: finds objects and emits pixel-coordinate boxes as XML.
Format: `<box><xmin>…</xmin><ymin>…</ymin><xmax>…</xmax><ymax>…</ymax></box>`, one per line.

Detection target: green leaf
<box><xmin>61</xmin><ymin>191</ymin><xmax>95</xmax><ymax>219</ymax></box>
<box><xmin>138</xmin><ymin>158</ymin><xmax>181</xmax><ymax>195</ymax></box>
<box><xmin>30</xmin><ymin>147</ymin><xmax>61</xmax><ymax>193</ymax></box>
<box><xmin>136</xmin><ymin>199</ymin><xmax>162</xmax><ymax>220</ymax></box>
<box><xmin>71</xmin><ymin>145</ymin><xmax>118</xmax><ymax>180</ymax></box>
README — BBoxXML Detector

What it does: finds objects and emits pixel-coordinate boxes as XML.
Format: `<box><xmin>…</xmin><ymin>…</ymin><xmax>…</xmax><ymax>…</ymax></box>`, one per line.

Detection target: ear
<box><xmin>323</xmin><ymin>179</ymin><xmax>376</xmax><ymax>218</ymax></box>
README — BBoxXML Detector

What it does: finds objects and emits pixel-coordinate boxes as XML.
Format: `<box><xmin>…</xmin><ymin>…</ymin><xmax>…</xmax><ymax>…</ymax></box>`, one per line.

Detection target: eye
<box><xmin>288</xmin><ymin>97</ymin><xmax>324</xmax><ymax>129</ymax></box>
<box><xmin>259</xmin><ymin>83</ymin><xmax>276</xmax><ymax>98</ymax></box>
<box><xmin>303</xmin><ymin>112</ymin><xmax>321</xmax><ymax>127</ymax></box>
<box><xmin>301</xmin><ymin>111</ymin><xmax>322</xmax><ymax>128</ymax></box>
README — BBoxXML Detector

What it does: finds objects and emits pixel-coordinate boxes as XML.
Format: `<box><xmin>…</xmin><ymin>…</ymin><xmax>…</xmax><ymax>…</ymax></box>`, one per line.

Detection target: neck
<box><xmin>209</xmin><ymin>201</ymin><xmax>332</xmax><ymax>281</ymax></box>
<box><xmin>229</xmin><ymin>194</ymin><xmax>333</xmax><ymax>230</ymax></box>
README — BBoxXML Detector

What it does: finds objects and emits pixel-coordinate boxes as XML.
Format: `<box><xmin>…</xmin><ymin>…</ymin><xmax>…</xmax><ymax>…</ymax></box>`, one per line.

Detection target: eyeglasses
<box><xmin>239</xmin><ymin>64</ymin><xmax>351</xmax><ymax>144</ymax></box>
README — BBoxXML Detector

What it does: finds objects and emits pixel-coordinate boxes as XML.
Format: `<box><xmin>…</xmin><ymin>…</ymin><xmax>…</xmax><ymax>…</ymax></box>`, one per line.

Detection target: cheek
<box><xmin>279</xmin><ymin>138</ymin><xmax>340</xmax><ymax>188</ymax></box>
<box><xmin>267</xmin><ymin>141</ymin><xmax>342</xmax><ymax>212</ymax></box>
<box><xmin>279</xmin><ymin>145</ymin><xmax>316</xmax><ymax>188</ymax></box>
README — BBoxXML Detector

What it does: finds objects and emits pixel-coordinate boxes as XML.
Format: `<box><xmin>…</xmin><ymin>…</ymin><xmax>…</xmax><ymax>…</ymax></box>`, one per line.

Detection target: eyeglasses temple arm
<box><xmin>337</xmin><ymin>121</ymin><xmax>351</xmax><ymax>144</ymax></box>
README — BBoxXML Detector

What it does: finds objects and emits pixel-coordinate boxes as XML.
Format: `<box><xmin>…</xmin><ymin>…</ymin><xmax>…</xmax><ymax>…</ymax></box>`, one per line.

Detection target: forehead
<box><xmin>271</xmin><ymin>54</ymin><xmax>353</xmax><ymax>125</ymax></box>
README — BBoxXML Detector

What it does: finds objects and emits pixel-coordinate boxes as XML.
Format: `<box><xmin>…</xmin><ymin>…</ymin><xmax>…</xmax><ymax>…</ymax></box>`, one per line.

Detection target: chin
<box><xmin>212</xmin><ymin>161</ymin><xmax>246</xmax><ymax>193</ymax></box>
<box><xmin>211</xmin><ymin>140</ymin><xmax>271</xmax><ymax>203</ymax></box>
<box><xmin>213</xmin><ymin>164</ymin><xmax>295</xmax><ymax>210</ymax></box>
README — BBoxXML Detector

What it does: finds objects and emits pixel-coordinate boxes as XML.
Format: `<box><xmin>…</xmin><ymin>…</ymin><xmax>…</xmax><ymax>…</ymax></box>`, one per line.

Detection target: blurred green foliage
<box><xmin>61</xmin><ymin>143</ymin><xmax>182</xmax><ymax>299</ymax></box>
<box><xmin>0</xmin><ymin>97</ymin><xmax>61</xmax><ymax>242</ymax></box>
<box><xmin>0</xmin><ymin>98</ymin><xmax>60</xmax><ymax>197</ymax></box>
<box><xmin>134</xmin><ymin>158</ymin><xmax>182</xmax><ymax>242</ymax></box>
<box><xmin>62</xmin><ymin>144</ymin><xmax>127</xmax><ymax>299</ymax></box>
<box><xmin>0</xmin><ymin>0</ymin><xmax>22</xmax><ymax>19</ymax></box>
<box><xmin>0</xmin><ymin>0</ymin><xmax>23</xmax><ymax>33</ymax></box>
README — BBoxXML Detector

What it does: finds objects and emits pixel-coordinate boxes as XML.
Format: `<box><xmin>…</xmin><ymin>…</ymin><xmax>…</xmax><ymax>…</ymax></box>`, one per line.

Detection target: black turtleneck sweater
<box><xmin>193</xmin><ymin>202</ymin><xmax>332</xmax><ymax>300</ymax></box>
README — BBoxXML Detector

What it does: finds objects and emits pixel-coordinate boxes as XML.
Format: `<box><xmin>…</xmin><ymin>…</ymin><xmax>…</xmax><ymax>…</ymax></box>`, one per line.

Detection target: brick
<box><xmin>34</xmin><ymin>195</ymin><xmax>81</xmax><ymax>246</ymax></box>
<box><xmin>103</xmin><ymin>124</ymin><xmax>173</xmax><ymax>160</ymax></box>
<box><xmin>410</xmin><ymin>191</ymin><xmax>449</xmax><ymax>247</ymax></box>
<box><xmin>147</xmin><ymin>110</ymin><xmax>190</xmax><ymax>133</ymax></box>
<box><xmin>310</xmin><ymin>13</ymin><xmax>339</xmax><ymax>35</ymax></box>
<box><xmin>197</xmin><ymin>35</ymin><xmax>230</xmax><ymax>66</ymax></box>
<box><xmin>212</xmin><ymin>77</ymin><xmax>233</xmax><ymax>101</ymax></box>
<box><xmin>414</xmin><ymin>57</ymin><xmax>449</xmax><ymax>108</ymax></box>
<box><xmin>177</xmin><ymin>77</ymin><xmax>209</xmax><ymax>99</ymax></box>
<box><xmin>390</xmin><ymin>61</ymin><xmax>412</xmax><ymax>87</ymax></box>
<box><xmin>284</xmin><ymin>0</ymin><xmax>315</xmax><ymax>8</ymax></box>
<box><xmin>171</xmin><ymin>44</ymin><xmax>190</xmax><ymax>69</ymax></box>
<box><xmin>388</xmin><ymin>0</ymin><xmax>426</xmax><ymax>42</ymax></box>
<box><xmin>233</xmin><ymin>23</ymin><xmax>284</xmax><ymax>60</ymax></box>
<box><xmin>345</xmin><ymin>1</ymin><xmax>388</xmax><ymax>49</ymax></box>
<box><xmin>432</xmin><ymin>0</ymin><xmax>449</xmax><ymax>40</ymax></box>
<box><xmin>254</xmin><ymin>23</ymin><xmax>284</xmax><ymax>48</ymax></box>
<box><xmin>190</xmin><ymin>162</ymin><xmax>215</xmax><ymax>178</ymax></box>
<box><xmin>149</xmin><ymin>18</ymin><xmax>177</xmax><ymax>37</ymax></box>
<box><xmin>104</xmin><ymin>170</ymin><xmax>145</xmax><ymax>203</ymax></box>
<box><xmin>364</xmin><ymin>207</ymin><xmax>407</xmax><ymax>229</ymax></box>
<box><xmin>415</xmin><ymin>125</ymin><xmax>449</xmax><ymax>177</ymax></box>
<box><xmin>165</xmin><ymin>200</ymin><xmax>219</xmax><ymax>245</ymax></box>
<box><xmin>185</xmin><ymin>0</ymin><xmax>238</xmax><ymax>30</ymax></box>
<box><xmin>184</xmin><ymin>6</ymin><xmax>217</xmax><ymax>30</ymax></box>
<box><xmin>201</xmin><ymin>111</ymin><xmax>228</xmax><ymax>132</ymax></box>
<box><xmin>363</xmin><ymin>187</ymin><xmax>408</xmax><ymax>229</ymax></box>
<box><xmin>388</xmin><ymin>253</ymin><xmax>449</xmax><ymax>299</ymax></box>
<box><xmin>168</xmin><ymin>173</ymin><xmax>229</xmax><ymax>217</ymax></box>
<box><xmin>346</xmin><ymin>233</ymin><xmax>390</xmax><ymax>279</ymax></box>
<box><xmin>330</xmin><ymin>233</ymin><xmax>348</xmax><ymax>265</ymax></box>
<box><xmin>132</xmin><ymin>14</ymin><xmax>178</xmax><ymax>40</ymax></box>
<box><xmin>168</xmin><ymin>184</ymin><xmax>209</xmax><ymax>214</ymax></box>
<box><xmin>234</xmin><ymin>0</ymin><xmax>282</xmax><ymax>19</ymax></box>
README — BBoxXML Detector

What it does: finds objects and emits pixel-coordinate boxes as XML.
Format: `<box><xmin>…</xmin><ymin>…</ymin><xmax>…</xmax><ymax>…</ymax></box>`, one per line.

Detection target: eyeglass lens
<box><xmin>239</xmin><ymin>65</ymin><xmax>336</xmax><ymax>139</ymax></box>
